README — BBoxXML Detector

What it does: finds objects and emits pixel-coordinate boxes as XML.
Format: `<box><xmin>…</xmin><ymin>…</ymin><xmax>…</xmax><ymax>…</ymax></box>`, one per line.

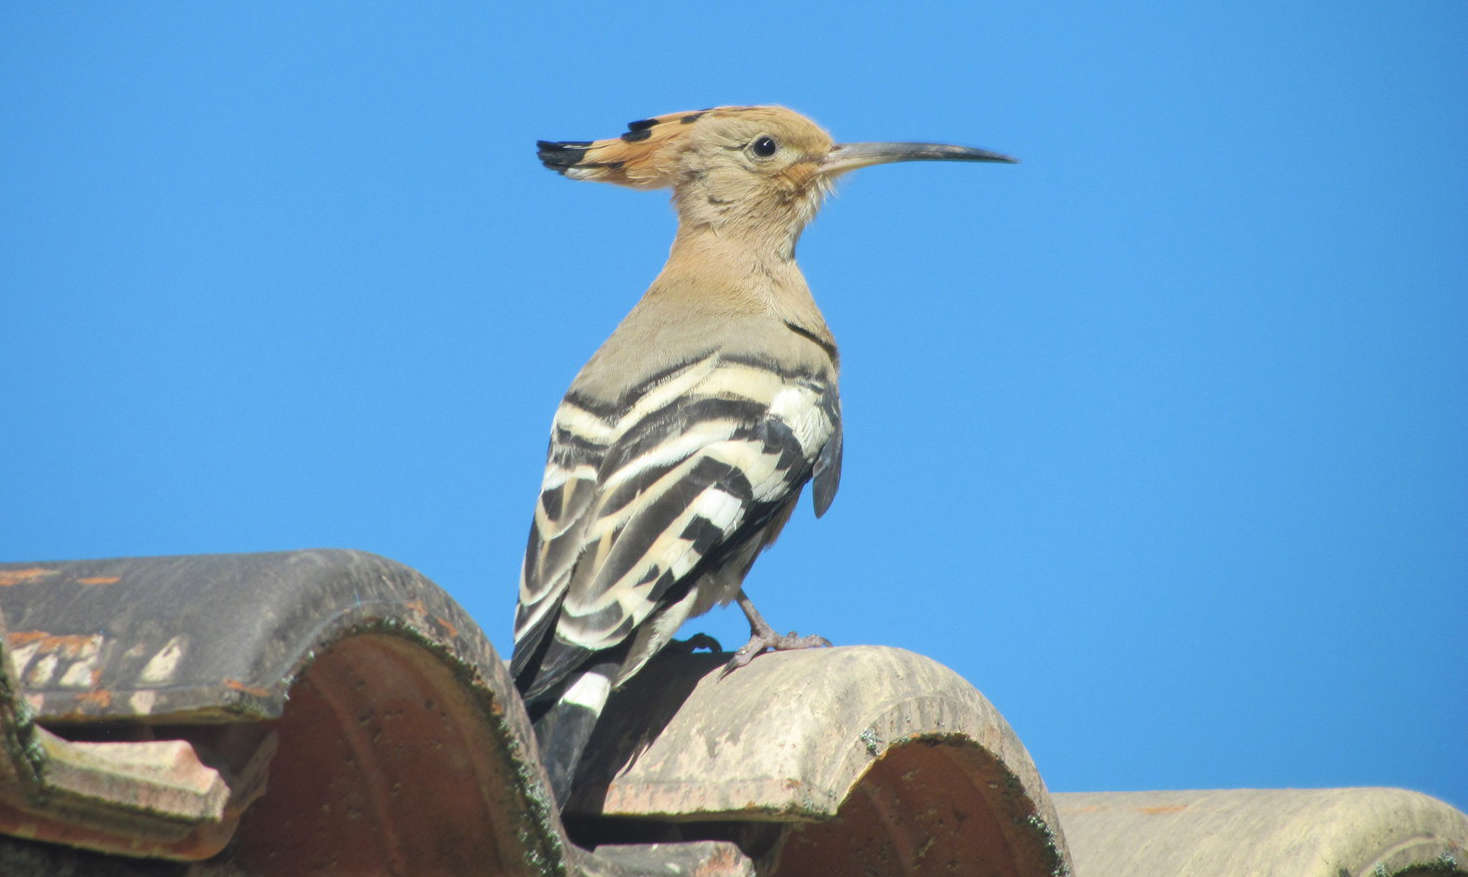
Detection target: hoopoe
<box><xmin>511</xmin><ymin>106</ymin><xmax>1015</xmax><ymax>806</ymax></box>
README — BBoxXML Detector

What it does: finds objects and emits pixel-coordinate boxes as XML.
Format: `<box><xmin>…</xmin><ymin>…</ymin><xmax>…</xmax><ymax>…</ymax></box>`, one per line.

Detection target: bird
<box><xmin>510</xmin><ymin>105</ymin><xmax>1016</xmax><ymax>807</ymax></box>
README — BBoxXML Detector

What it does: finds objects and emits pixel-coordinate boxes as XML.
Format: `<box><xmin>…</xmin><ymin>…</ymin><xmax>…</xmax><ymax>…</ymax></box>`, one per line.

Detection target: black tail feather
<box><xmin>533</xmin><ymin>697</ymin><xmax>602</xmax><ymax>807</ymax></box>
<box><xmin>529</xmin><ymin>660</ymin><xmax>620</xmax><ymax>808</ymax></box>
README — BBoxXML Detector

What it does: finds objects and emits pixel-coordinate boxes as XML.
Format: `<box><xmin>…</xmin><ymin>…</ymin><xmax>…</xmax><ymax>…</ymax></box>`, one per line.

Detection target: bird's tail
<box><xmin>529</xmin><ymin>662</ymin><xmax>618</xmax><ymax>808</ymax></box>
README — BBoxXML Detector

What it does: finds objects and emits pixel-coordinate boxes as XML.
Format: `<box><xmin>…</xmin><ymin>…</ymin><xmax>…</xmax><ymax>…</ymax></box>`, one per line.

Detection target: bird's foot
<box><xmin>721</xmin><ymin>629</ymin><xmax>831</xmax><ymax>676</ymax></box>
<box><xmin>721</xmin><ymin>588</ymin><xmax>831</xmax><ymax>676</ymax></box>
<box><xmin>667</xmin><ymin>632</ymin><xmax>723</xmax><ymax>654</ymax></box>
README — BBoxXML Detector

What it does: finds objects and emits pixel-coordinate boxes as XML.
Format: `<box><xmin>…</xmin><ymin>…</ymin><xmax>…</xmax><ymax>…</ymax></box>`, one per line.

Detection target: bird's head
<box><xmin>538</xmin><ymin>106</ymin><xmax>1015</xmax><ymax>255</ymax></box>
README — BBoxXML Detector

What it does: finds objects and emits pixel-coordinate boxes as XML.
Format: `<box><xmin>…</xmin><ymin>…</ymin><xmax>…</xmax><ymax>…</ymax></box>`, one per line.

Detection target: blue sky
<box><xmin>3</xmin><ymin>3</ymin><xmax>1464</xmax><ymax>813</ymax></box>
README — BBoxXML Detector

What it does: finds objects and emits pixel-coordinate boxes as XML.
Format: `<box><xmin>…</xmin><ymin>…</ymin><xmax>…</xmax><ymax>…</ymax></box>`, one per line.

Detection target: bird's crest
<box><xmin>536</xmin><ymin>108</ymin><xmax>723</xmax><ymax>189</ymax></box>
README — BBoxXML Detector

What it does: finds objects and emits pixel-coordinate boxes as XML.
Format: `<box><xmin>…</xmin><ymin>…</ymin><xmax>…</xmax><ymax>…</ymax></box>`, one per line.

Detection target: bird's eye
<box><xmin>751</xmin><ymin>135</ymin><xmax>778</xmax><ymax>158</ymax></box>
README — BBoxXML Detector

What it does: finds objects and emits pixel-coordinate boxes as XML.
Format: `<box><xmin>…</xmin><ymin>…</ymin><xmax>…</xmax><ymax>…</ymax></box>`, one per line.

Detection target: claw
<box><xmin>721</xmin><ymin>590</ymin><xmax>831</xmax><ymax>676</ymax></box>
<box><xmin>721</xmin><ymin>630</ymin><xmax>830</xmax><ymax>676</ymax></box>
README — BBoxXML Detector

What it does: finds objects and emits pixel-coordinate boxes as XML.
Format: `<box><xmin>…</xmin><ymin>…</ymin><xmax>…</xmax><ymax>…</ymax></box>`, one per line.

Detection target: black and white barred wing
<box><xmin>511</xmin><ymin>396</ymin><xmax>610</xmax><ymax>681</ymax></box>
<box><xmin>515</xmin><ymin>355</ymin><xmax>842</xmax><ymax>702</ymax></box>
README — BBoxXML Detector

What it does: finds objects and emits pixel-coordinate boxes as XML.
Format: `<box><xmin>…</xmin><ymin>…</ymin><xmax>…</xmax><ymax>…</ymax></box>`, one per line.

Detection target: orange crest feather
<box><xmin>537</xmin><ymin>109</ymin><xmax>727</xmax><ymax>189</ymax></box>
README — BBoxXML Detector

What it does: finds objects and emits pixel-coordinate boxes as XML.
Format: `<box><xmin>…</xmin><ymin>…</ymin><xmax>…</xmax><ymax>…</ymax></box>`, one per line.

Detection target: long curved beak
<box><xmin>821</xmin><ymin>141</ymin><xmax>1018</xmax><ymax>178</ymax></box>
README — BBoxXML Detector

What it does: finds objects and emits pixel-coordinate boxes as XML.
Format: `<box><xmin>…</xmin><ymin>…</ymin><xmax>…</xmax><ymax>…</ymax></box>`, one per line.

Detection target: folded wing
<box><xmin>510</xmin><ymin>353</ymin><xmax>841</xmax><ymax>705</ymax></box>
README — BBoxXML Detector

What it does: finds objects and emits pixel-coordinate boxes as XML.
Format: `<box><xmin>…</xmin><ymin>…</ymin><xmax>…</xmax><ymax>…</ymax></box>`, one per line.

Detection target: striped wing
<box><xmin>510</xmin><ymin>394</ymin><xmax>610</xmax><ymax>674</ymax></box>
<box><xmin>510</xmin><ymin>353</ymin><xmax>841</xmax><ymax>703</ymax></box>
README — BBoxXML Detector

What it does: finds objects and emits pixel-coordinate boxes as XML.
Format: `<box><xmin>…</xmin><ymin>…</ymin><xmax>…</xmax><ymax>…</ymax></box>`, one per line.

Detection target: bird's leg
<box><xmin>724</xmin><ymin>589</ymin><xmax>831</xmax><ymax>674</ymax></box>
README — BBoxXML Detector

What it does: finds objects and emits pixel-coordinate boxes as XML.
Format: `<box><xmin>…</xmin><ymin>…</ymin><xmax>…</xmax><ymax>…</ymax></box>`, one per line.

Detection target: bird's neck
<box><xmin>652</xmin><ymin>225</ymin><xmax>833</xmax><ymax>346</ymax></box>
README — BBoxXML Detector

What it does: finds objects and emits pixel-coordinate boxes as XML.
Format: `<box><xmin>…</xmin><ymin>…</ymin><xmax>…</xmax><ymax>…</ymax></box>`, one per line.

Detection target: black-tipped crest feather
<box><xmin>536</xmin><ymin>140</ymin><xmax>589</xmax><ymax>174</ymax></box>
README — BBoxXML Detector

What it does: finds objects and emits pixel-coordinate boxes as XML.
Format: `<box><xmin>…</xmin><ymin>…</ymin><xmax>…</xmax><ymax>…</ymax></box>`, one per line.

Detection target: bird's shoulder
<box><xmin>569</xmin><ymin>302</ymin><xmax>836</xmax><ymax>407</ymax></box>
